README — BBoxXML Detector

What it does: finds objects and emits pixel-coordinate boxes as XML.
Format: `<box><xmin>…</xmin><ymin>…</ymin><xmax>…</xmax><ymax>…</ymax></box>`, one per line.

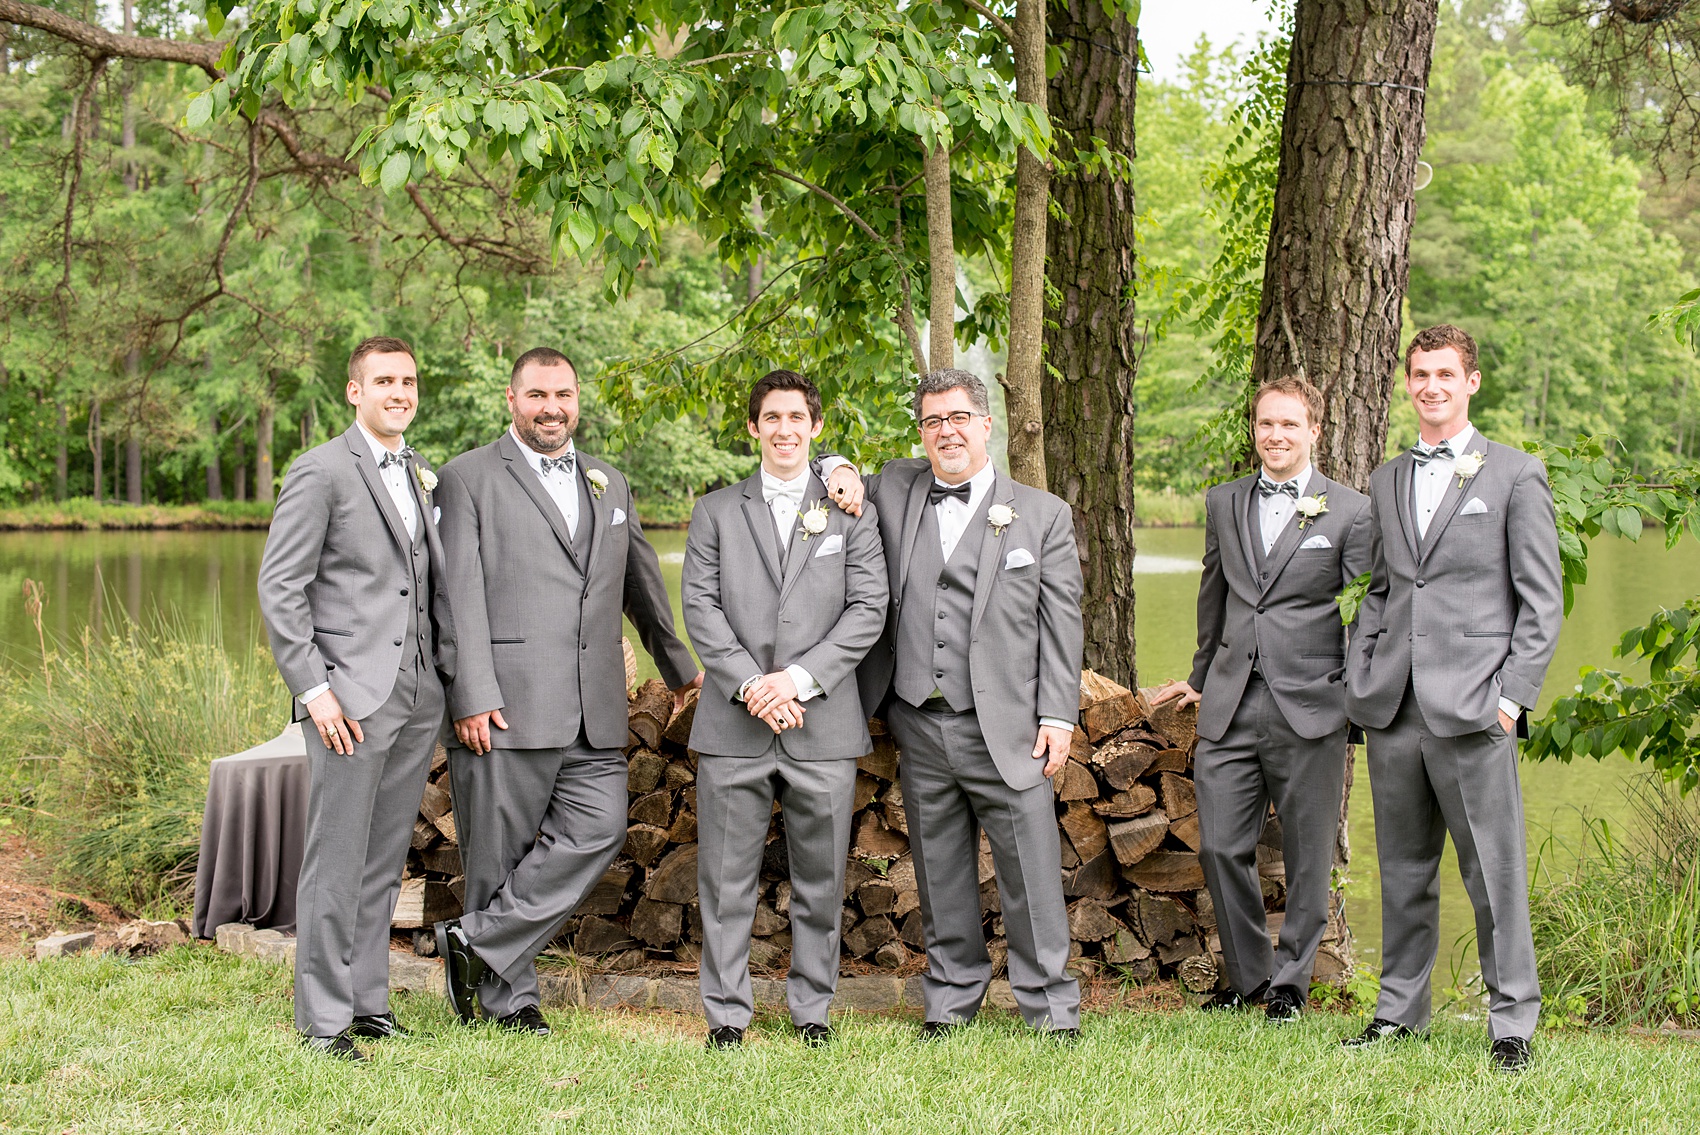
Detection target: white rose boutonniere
<box><xmin>987</xmin><ymin>503</ymin><xmax>1018</xmax><ymax>536</ymax></box>
<box><xmin>1295</xmin><ymin>493</ymin><xmax>1327</xmax><ymax>530</ymax></box>
<box><xmin>415</xmin><ymin>466</ymin><xmax>438</xmax><ymax>495</ymax></box>
<box><xmin>1453</xmin><ymin>451</ymin><xmax>1486</xmax><ymax>487</ymax></box>
<box><xmin>586</xmin><ymin>468</ymin><xmax>609</xmax><ymax>498</ymax></box>
<box><xmin>799</xmin><ymin>501</ymin><xmax>830</xmax><ymax>541</ymax></box>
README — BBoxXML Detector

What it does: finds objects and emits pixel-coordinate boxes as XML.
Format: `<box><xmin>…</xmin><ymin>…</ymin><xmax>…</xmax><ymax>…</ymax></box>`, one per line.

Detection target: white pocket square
<box><xmin>433</xmin><ymin>506</ymin><xmax>441</xmax><ymax>524</ymax></box>
<box><xmin>611</xmin><ymin>507</ymin><xmax>627</xmax><ymax>526</ymax></box>
<box><xmin>1299</xmin><ymin>534</ymin><xmax>1331</xmax><ymax>550</ymax></box>
<box><xmin>813</xmin><ymin>533</ymin><xmax>843</xmax><ymax>558</ymax></box>
<box><xmin>1459</xmin><ymin>497</ymin><xmax>1489</xmax><ymax>516</ymax></box>
<box><xmin>1004</xmin><ymin>548</ymin><xmax>1036</xmax><ymax>570</ymax></box>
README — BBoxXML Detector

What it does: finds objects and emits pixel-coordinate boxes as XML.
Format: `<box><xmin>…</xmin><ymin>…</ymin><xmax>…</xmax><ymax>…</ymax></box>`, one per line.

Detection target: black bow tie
<box><xmin>1257</xmin><ymin>476</ymin><xmax>1299</xmax><ymax>499</ymax></box>
<box><xmin>1410</xmin><ymin>440</ymin><xmax>1455</xmax><ymax>466</ymax></box>
<box><xmin>540</xmin><ymin>452</ymin><xmax>575</xmax><ymax>477</ymax></box>
<box><xmin>928</xmin><ymin>482</ymin><xmax>972</xmax><ymax>506</ymax></box>
<box><xmin>376</xmin><ymin>447</ymin><xmax>413</xmax><ymax>470</ymax></box>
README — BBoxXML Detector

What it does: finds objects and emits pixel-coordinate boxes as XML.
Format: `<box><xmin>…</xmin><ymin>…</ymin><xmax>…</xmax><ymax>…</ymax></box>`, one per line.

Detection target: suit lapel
<box><xmin>405</xmin><ymin>453</ymin><xmax>444</xmax><ymax>572</ymax></box>
<box><xmin>498</xmin><ymin>433</ymin><xmax>581</xmax><ymax>569</ymax></box>
<box><xmin>740</xmin><ymin>475</ymin><xmax>784</xmax><ymax>591</ymax></box>
<box><xmin>1237</xmin><ymin>478</ymin><xmax>1262</xmax><ymax>578</ymax></box>
<box><xmin>346</xmin><ymin>426</ymin><xmax>410</xmax><ymax>556</ymax></box>
<box><xmin>1257</xmin><ymin>472</ymin><xmax>1321</xmax><ymax>597</ymax></box>
<box><xmin>1393</xmin><ymin>455</ymin><xmax>1421</xmax><ymax>564</ymax></box>
<box><xmin>896</xmin><ymin>466</ymin><xmax>934</xmax><ymax>598</ymax></box>
<box><xmin>778</xmin><ymin>476</ymin><xmax>827</xmax><ymax>606</ymax></box>
<box><xmin>1419</xmin><ymin>432</ymin><xmax>1489</xmax><ymax>562</ymax></box>
<box><xmin>577</xmin><ymin>454</ymin><xmax>605</xmax><ymax>585</ymax></box>
<box><xmin>970</xmin><ymin>471</ymin><xmax>1014</xmax><ymax>633</ymax></box>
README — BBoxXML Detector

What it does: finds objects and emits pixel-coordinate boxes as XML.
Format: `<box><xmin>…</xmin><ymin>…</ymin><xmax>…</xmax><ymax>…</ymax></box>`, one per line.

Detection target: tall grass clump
<box><xmin>1531</xmin><ymin>775</ymin><xmax>1700</xmax><ymax>1028</ymax></box>
<box><xmin>0</xmin><ymin>590</ymin><xmax>286</xmax><ymax>911</ymax></box>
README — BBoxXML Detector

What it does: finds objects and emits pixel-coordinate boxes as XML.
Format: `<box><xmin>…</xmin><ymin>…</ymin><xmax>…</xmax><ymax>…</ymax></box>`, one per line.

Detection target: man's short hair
<box><xmin>1251</xmin><ymin>374</ymin><xmax>1325</xmax><ymax>427</ymax></box>
<box><xmin>912</xmin><ymin>368</ymin><xmax>991</xmax><ymax>421</ymax></box>
<box><xmin>347</xmin><ymin>336</ymin><xmax>415</xmax><ymax>383</ymax></box>
<box><xmin>747</xmin><ymin>369</ymin><xmax>822</xmax><ymax>424</ymax></box>
<box><xmin>1404</xmin><ymin>324</ymin><xmax>1479</xmax><ymax>375</ymax></box>
<box><xmin>510</xmin><ymin>347</ymin><xmax>579</xmax><ymax>387</ymax></box>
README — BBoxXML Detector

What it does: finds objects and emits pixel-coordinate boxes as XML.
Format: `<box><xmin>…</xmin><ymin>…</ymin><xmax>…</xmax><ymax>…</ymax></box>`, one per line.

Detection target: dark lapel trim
<box><xmin>779</xmin><ymin>475</ymin><xmax>829</xmax><ymax>606</ymax></box>
<box><xmin>1258</xmin><ymin>471</ymin><xmax>1323</xmax><ymax>597</ymax></box>
<box><xmin>577</xmin><ymin>450</ymin><xmax>605</xmax><ymax>585</ymax></box>
<box><xmin>896</xmin><ymin>465</ymin><xmax>934</xmax><ymax>598</ymax></box>
<box><xmin>345</xmin><ymin>425</ymin><xmax>410</xmax><ymax>556</ymax></box>
<box><xmin>497</xmin><ymin>432</ymin><xmax>580</xmax><ymax>569</ymax></box>
<box><xmin>1419</xmin><ymin>431</ymin><xmax>1490</xmax><ymax>563</ymax></box>
<box><xmin>1237</xmin><ymin>477</ymin><xmax>1262</xmax><ymax>577</ymax></box>
<box><xmin>1393</xmin><ymin>455</ymin><xmax>1421</xmax><ymax>564</ymax></box>
<box><xmin>740</xmin><ymin>473</ymin><xmax>784</xmax><ymax>591</ymax></box>
<box><xmin>971</xmin><ymin>470</ymin><xmax>1016</xmax><ymax>633</ymax></box>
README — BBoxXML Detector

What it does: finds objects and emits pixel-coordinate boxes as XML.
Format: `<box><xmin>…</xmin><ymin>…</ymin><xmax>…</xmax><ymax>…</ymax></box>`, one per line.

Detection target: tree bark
<box><xmin>89</xmin><ymin>399</ymin><xmax>103</xmax><ymax>503</ymax></box>
<box><xmin>256</xmin><ymin>380</ymin><xmax>276</xmax><ymax>505</ymax></box>
<box><xmin>54</xmin><ymin>400</ymin><xmax>68</xmax><ymax>500</ymax></box>
<box><xmin>206</xmin><ymin>411</ymin><xmax>224</xmax><ymax>500</ymax></box>
<box><xmin>1001</xmin><ymin>0</ymin><xmax>1050</xmax><ymax>488</ymax></box>
<box><xmin>234</xmin><ymin>431</ymin><xmax>247</xmax><ymax>502</ymax></box>
<box><xmin>120</xmin><ymin>0</ymin><xmax>137</xmax><ymax>192</ymax></box>
<box><xmin>923</xmin><ymin>141</ymin><xmax>956</xmax><ymax>371</ymax></box>
<box><xmin>125</xmin><ymin>435</ymin><xmax>142</xmax><ymax>504</ymax></box>
<box><xmin>1253</xmin><ymin>0</ymin><xmax>1438</xmax><ymax>492</ymax></box>
<box><xmin>1043</xmin><ymin>0</ymin><xmax>1140</xmax><ymax>687</ymax></box>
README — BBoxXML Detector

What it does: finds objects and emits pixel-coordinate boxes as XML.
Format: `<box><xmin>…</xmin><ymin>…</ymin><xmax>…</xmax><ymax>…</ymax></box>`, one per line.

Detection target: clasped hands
<box><xmin>743</xmin><ymin>671</ymin><xmax>806</xmax><ymax>735</ymax></box>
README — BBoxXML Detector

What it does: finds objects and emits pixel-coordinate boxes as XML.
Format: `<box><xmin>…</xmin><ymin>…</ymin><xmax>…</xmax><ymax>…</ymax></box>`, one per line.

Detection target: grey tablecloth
<box><xmin>192</xmin><ymin>724</ymin><xmax>308</xmax><ymax>938</ymax></box>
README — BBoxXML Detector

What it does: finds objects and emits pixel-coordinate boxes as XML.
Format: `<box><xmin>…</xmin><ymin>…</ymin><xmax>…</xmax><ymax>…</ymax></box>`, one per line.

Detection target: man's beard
<box><xmin>934</xmin><ymin>447</ymin><xmax>971</xmax><ymax>476</ymax></box>
<box><xmin>516</xmin><ymin>413</ymin><xmax>575</xmax><ymax>454</ymax></box>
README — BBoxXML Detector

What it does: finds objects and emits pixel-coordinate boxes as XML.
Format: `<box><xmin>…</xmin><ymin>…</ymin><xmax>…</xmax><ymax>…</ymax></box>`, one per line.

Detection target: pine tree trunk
<box><xmin>1253</xmin><ymin>0</ymin><xmax>1438</xmax><ymax>491</ymax></box>
<box><xmin>1002</xmin><ymin>0</ymin><xmax>1050</xmax><ymax>488</ymax></box>
<box><xmin>90</xmin><ymin>399</ymin><xmax>103</xmax><ymax>504</ymax></box>
<box><xmin>923</xmin><ymin>141</ymin><xmax>956</xmax><ymax>371</ymax></box>
<box><xmin>1043</xmin><ymin>0</ymin><xmax>1140</xmax><ymax>686</ymax></box>
<box><xmin>125</xmin><ymin>435</ymin><xmax>142</xmax><ymax>504</ymax></box>
<box><xmin>234</xmin><ymin>432</ymin><xmax>247</xmax><ymax>502</ymax></box>
<box><xmin>256</xmin><ymin>388</ymin><xmax>276</xmax><ymax>506</ymax></box>
<box><xmin>206</xmin><ymin>411</ymin><xmax>224</xmax><ymax>500</ymax></box>
<box><xmin>54</xmin><ymin>401</ymin><xmax>68</xmax><ymax>500</ymax></box>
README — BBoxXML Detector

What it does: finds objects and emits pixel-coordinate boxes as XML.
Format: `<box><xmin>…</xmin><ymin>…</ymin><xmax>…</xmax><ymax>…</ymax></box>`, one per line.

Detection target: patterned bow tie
<box><xmin>928</xmin><ymin>482</ymin><xmax>972</xmax><ymax>506</ymax></box>
<box><xmin>1257</xmin><ymin>476</ymin><xmax>1299</xmax><ymax>499</ymax></box>
<box><xmin>376</xmin><ymin>446</ymin><xmax>413</xmax><ymax>470</ymax></box>
<box><xmin>1410</xmin><ymin>440</ymin><xmax>1455</xmax><ymax>466</ymax></box>
<box><xmin>539</xmin><ymin>452</ymin><xmax>575</xmax><ymax>477</ymax></box>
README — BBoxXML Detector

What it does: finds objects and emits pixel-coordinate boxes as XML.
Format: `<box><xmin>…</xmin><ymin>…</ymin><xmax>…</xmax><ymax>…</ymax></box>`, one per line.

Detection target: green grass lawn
<box><xmin>3</xmin><ymin>948</ymin><xmax>1697</xmax><ymax>1135</ymax></box>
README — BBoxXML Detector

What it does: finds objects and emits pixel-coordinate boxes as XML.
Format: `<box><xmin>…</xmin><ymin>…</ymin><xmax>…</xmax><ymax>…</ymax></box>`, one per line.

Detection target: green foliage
<box><xmin>1336</xmin><ymin>571</ymin><xmax>1371</xmax><ymax>627</ymax></box>
<box><xmin>0</xmin><ymin>499</ymin><xmax>274</xmax><ymax>530</ymax></box>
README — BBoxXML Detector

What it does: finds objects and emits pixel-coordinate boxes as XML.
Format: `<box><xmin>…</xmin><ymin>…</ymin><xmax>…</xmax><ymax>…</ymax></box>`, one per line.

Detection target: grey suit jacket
<box><xmin>855</xmin><ymin>458</ymin><xmax>1085</xmax><ymax>790</ymax></box>
<box><xmin>1189</xmin><ymin>470</ymin><xmax>1372</xmax><ymax>743</ymax></box>
<box><xmin>258</xmin><ymin>423</ymin><xmax>456</xmax><ymax>723</ymax></box>
<box><xmin>682</xmin><ymin>473</ymin><xmax>889</xmax><ymax>759</ymax></box>
<box><xmin>1345</xmin><ymin>433</ymin><xmax>1563</xmax><ymax>737</ymax></box>
<box><xmin>434</xmin><ymin>432</ymin><xmax>697</xmax><ymax>751</ymax></box>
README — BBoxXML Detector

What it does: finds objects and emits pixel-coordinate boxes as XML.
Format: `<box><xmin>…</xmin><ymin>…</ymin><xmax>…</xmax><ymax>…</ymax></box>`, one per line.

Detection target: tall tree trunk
<box><xmin>54</xmin><ymin>400</ymin><xmax>68</xmax><ymax>500</ymax></box>
<box><xmin>90</xmin><ymin>399</ymin><xmax>103</xmax><ymax>503</ymax></box>
<box><xmin>125</xmin><ymin>434</ymin><xmax>142</xmax><ymax>504</ymax></box>
<box><xmin>120</xmin><ymin>0</ymin><xmax>137</xmax><ymax>192</ymax></box>
<box><xmin>923</xmin><ymin>141</ymin><xmax>956</xmax><ymax>371</ymax></box>
<box><xmin>1001</xmin><ymin>0</ymin><xmax>1050</xmax><ymax>488</ymax></box>
<box><xmin>234</xmin><ymin>431</ymin><xmax>247</xmax><ymax>502</ymax></box>
<box><xmin>206</xmin><ymin>411</ymin><xmax>224</xmax><ymax>500</ymax></box>
<box><xmin>1254</xmin><ymin>0</ymin><xmax>1437</xmax><ymax>492</ymax></box>
<box><xmin>1043</xmin><ymin>0</ymin><xmax>1140</xmax><ymax>687</ymax></box>
<box><xmin>256</xmin><ymin>377</ymin><xmax>276</xmax><ymax>505</ymax></box>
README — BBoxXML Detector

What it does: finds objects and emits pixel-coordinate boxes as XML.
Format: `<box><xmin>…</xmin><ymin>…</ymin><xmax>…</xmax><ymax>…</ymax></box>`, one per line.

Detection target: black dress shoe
<box><xmin>348</xmin><ymin>1012</ymin><xmax>407</xmax><ymax>1039</ymax></box>
<box><xmin>1491</xmin><ymin>1036</ymin><xmax>1532</xmax><ymax>1072</ymax></box>
<box><xmin>1264</xmin><ymin>988</ymin><xmax>1305</xmax><ymax>1024</ymax></box>
<box><xmin>495</xmin><ymin>1005</ymin><xmax>552</xmax><ymax>1036</ymax></box>
<box><xmin>1040</xmin><ymin>1027</ymin><xmax>1081</xmax><ymax>1045</ymax></box>
<box><xmin>798</xmin><ymin>1022</ymin><xmax>834</xmax><ymax>1048</ymax></box>
<box><xmin>918</xmin><ymin>1020</ymin><xmax>963</xmax><ymax>1041</ymax></box>
<box><xmin>301</xmin><ymin>1032</ymin><xmax>366</xmax><ymax>1062</ymax></box>
<box><xmin>434</xmin><ymin>919</ymin><xmax>488</xmax><ymax>1024</ymax></box>
<box><xmin>706</xmin><ymin>1026</ymin><xmax>745</xmax><ymax>1049</ymax></box>
<box><xmin>1341</xmin><ymin>1018</ymin><xmax>1417</xmax><ymax>1048</ymax></box>
<box><xmin>1200</xmin><ymin>987</ymin><xmax>1262</xmax><ymax>1012</ymax></box>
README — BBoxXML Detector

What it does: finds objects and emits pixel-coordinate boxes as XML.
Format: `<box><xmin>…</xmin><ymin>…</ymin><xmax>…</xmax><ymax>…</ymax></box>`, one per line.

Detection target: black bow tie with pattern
<box><xmin>1257</xmin><ymin>476</ymin><xmax>1299</xmax><ymax>499</ymax></box>
<box><xmin>928</xmin><ymin>482</ymin><xmax>973</xmax><ymax>506</ymax></box>
<box><xmin>377</xmin><ymin>447</ymin><xmax>414</xmax><ymax>470</ymax></box>
<box><xmin>1410</xmin><ymin>440</ymin><xmax>1455</xmax><ymax>466</ymax></box>
<box><xmin>540</xmin><ymin>453</ymin><xmax>576</xmax><ymax>477</ymax></box>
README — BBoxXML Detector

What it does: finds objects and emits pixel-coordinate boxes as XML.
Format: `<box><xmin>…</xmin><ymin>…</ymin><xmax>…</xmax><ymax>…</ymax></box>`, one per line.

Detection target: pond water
<box><xmin>1</xmin><ymin>522</ymin><xmax>1689</xmax><ymax>988</ymax></box>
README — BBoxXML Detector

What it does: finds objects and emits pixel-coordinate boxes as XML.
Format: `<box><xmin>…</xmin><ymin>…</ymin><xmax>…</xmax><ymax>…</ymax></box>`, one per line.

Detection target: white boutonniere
<box><xmin>1295</xmin><ymin>494</ymin><xmax>1327</xmax><ymax>530</ymax></box>
<box><xmin>415</xmin><ymin>466</ymin><xmax>437</xmax><ymax>495</ymax></box>
<box><xmin>799</xmin><ymin>501</ymin><xmax>830</xmax><ymax>541</ymax></box>
<box><xmin>1453</xmin><ymin>451</ymin><xmax>1485</xmax><ymax>487</ymax></box>
<box><xmin>987</xmin><ymin>503</ymin><xmax>1018</xmax><ymax>536</ymax></box>
<box><xmin>586</xmin><ymin>468</ymin><xmax>609</xmax><ymax>498</ymax></box>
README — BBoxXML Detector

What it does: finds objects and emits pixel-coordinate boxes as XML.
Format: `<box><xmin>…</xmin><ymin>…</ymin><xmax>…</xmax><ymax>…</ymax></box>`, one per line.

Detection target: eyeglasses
<box><xmin>918</xmin><ymin>411</ymin><xmax>986</xmax><ymax>434</ymax></box>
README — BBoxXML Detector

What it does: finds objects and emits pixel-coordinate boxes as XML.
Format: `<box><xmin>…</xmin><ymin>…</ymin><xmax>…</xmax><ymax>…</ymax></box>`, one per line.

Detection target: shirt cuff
<box><xmin>1497</xmin><ymin>697</ymin><xmax>1522</xmax><ymax>722</ymax></box>
<box><xmin>817</xmin><ymin>455</ymin><xmax>854</xmax><ymax>476</ymax></box>
<box><xmin>1039</xmin><ymin>717</ymin><xmax>1074</xmax><ymax>732</ymax></box>
<box><xmin>299</xmin><ymin>682</ymin><xmax>332</xmax><ymax>707</ymax></box>
<box><xmin>785</xmin><ymin>664</ymin><xmax>823</xmax><ymax>702</ymax></box>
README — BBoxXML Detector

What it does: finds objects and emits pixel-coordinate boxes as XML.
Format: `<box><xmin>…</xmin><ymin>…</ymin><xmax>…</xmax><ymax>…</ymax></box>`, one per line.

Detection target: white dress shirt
<box><xmin>935</xmin><ymin>459</ymin><xmax>997</xmax><ymax>560</ymax></box>
<box><xmin>1257</xmin><ymin>464</ymin><xmax>1313</xmax><ymax>554</ymax></box>
<box><xmin>510</xmin><ymin>428</ymin><xmax>579</xmax><ymax>538</ymax></box>
<box><xmin>1408</xmin><ymin>423</ymin><xmax>1520</xmax><ymax>721</ymax></box>
<box><xmin>739</xmin><ymin>466</ymin><xmax>822</xmax><ymax>704</ymax></box>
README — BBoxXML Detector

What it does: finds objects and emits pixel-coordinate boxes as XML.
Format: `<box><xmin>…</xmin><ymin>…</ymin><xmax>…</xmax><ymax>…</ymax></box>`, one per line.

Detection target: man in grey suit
<box><xmin>259</xmin><ymin>336</ymin><xmax>456</xmax><ymax>1060</ymax></box>
<box><xmin>1153</xmin><ymin>375</ymin><xmax>1371</xmax><ymax>1024</ymax></box>
<box><xmin>1343</xmin><ymin>324</ymin><xmax>1563</xmax><ymax>1071</ymax></box>
<box><xmin>430</xmin><ymin>347</ymin><xmax>701</xmax><ymax>1033</ymax></box>
<box><xmin>682</xmin><ymin>369</ymin><xmax>888</xmax><ymax>1050</ymax></box>
<box><xmin>818</xmin><ymin>368</ymin><xmax>1085</xmax><ymax>1038</ymax></box>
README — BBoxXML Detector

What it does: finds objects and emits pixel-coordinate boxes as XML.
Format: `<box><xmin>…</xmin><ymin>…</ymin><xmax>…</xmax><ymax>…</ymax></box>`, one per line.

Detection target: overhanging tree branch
<box><xmin>0</xmin><ymin>0</ymin><xmax>224</xmax><ymax>76</ymax></box>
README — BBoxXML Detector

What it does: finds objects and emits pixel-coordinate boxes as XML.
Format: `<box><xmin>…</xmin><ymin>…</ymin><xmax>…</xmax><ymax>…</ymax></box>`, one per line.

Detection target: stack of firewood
<box><xmin>393</xmin><ymin>670</ymin><xmax>1351</xmax><ymax>991</ymax></box>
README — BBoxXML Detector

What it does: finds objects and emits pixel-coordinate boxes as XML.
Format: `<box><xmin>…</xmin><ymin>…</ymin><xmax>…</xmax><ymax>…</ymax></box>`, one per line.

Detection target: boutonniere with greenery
<box><xmin>586</xmin><ymin>468</ymin><xmax>609</xmax><ymax>498</ymax></box>
<box><xmin>987</xmin><ymin>503</ymin><xmax>1018</xmax><ymax>536</ymax></box>
<box><xmin>1453</xmin><ymin>451</ymin><xmax>1485</xmax><ymax>487</ymax></box>
<box><xmin>1295</xmin><ymin>494</ymin><xmax>1327</xmax><ymax>530</ymax></box>
<box><xmin>799</xmin><ymin>501</ymin><xmax>830</xmax><ymax>541</ymax></box>
<box><xmin>415</xmin><ymin>466</ymin><xmax>437</xmax><ymax>495</ymax></box>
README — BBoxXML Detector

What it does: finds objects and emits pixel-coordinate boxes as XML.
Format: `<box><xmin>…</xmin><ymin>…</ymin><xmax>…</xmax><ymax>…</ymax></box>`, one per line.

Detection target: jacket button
<box><xmin>400</xmin><ymin>588</ymin><xmax>409</xmax><ymax>596</ymax></box>
<box><xmin>935</xmin><ymin>671</ymin><xmax>944</xmax><ymax>679</ymax></box>
<box><xmin>1246</xmin><ymin>652</ymin><xmax>1253</xmax><ymax>660</ymax></box>
<box><xmin>1416</xmin><ymin>579</ymin><xmax>1425</xmax><ymax>588</ymax></box>
<box><xmin>393</xmin><ymin>638</ymin><xmax>403</xmax><ymax>646</ymax></box>
<box><xmin>936</xmin><ymin>642</ymin><xmax>945</xmax><ymax>650</ymax></box>
<box><xmin>1256</xmin><ymin>605</ymin><xmax>1265</xmax><ymax>614</ymax></box>
<box><xmin>938</xmin><ymin>581</ymin><xmax>947</xmax><ymax>589</ymax></box>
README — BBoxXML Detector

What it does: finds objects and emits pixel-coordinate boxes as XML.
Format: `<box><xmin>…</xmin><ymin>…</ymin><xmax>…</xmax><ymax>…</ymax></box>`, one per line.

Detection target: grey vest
<box><xmin>402</xmin><ymin>477</ymin><xmax>432</xmax><ymax>670</ymax></box>
<box><xmin>553</xmin><ymin>472</ymin><xmax>597</xmax><ymax>725</ymax></box>
<box><xmin>894</xmin><ymin>496</ymin><xmax>989</xmax><ymax>711</ymax></box>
